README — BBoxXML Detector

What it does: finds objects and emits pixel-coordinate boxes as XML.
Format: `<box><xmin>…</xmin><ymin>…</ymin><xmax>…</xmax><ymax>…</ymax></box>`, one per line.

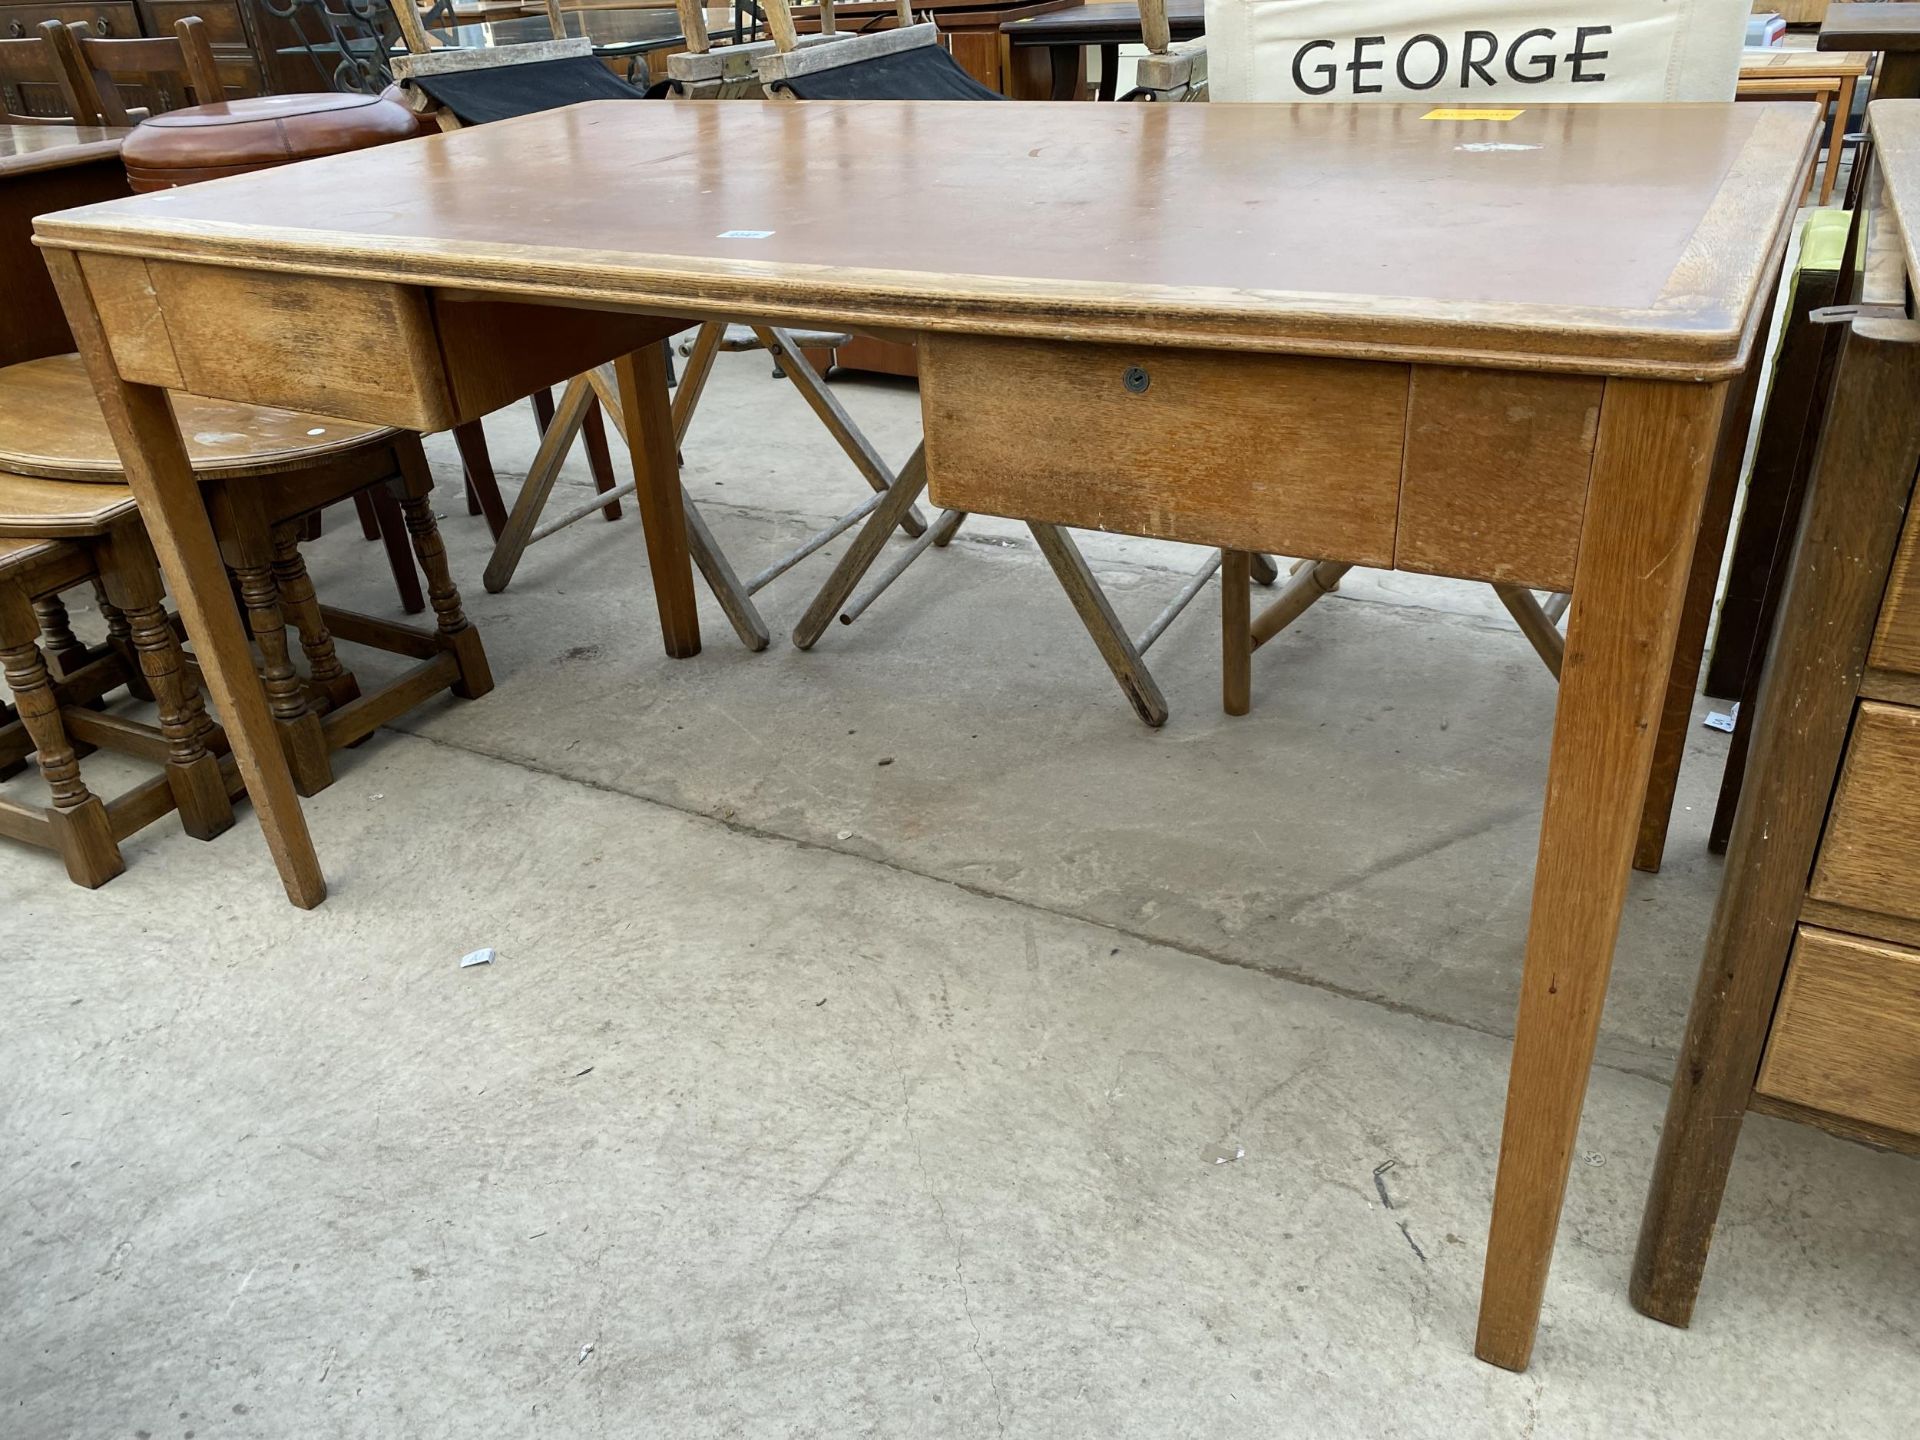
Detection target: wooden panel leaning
<box><xmin>0</xmin><ymin>478</ymin><xmax>235</xmax><ymax>887</ymax></box>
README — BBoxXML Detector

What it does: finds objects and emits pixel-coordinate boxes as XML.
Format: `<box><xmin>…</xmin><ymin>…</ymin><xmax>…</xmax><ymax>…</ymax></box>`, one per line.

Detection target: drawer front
<box><xmin>1870</xmin><ymin>505</ymin><xmax>1920</xmax><ymax>677</ymax></box>
<box><xmin>143</xmin><ymin>0</ymin><xmax>246</xmax><ymax>48</ymax></box>
<box><xmin>921</xmin><ymin>334</ymin><xmax>1405</xmax><ymax>564</ymax></box>
<box><xmin>1756</xmin><ymin>925</ymin><xmax>1920</xmax><ymax>1140</ymax></box>
<box><xmin>3</xmin><ymin>2</ymin><xmax>140</xmax><ymax>36</ymax></box>
<box><xmin>212</xmin><ymin>54</ymin><xmax>260</xmax><ymax>96</ymax></box>
<box><xmin>1809</xmin><ymin>702</ymin><xmax>1920</xmax><ymax>925</ymax></box>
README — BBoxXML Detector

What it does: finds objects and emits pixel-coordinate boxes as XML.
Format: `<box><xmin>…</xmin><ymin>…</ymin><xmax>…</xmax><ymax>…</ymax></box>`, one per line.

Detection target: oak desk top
<box><xmin>0</xmin><ymin>125</ymin><xmax>130</xmax><ymax>181</ymax></box>
<box><xmin>37</xmin><ymin>100</ymin><xmax>1814</xmax><ymax>377</ymax></box>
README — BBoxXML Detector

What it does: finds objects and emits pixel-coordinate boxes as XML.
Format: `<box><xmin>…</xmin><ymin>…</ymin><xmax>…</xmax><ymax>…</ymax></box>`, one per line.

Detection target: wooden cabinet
<box><xmin>1631</xmin><ymin>116</ymin><xmax>1920</xmax><ymax>1329</ymax></box>
<box><xmin>0</xmin><ymin>0</ymin><xmax>266</xmax><ymax>117</ymax></box>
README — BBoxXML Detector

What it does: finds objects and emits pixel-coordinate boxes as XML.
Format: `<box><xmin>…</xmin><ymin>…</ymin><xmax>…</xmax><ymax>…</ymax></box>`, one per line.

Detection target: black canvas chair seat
<box><xmin>772</xmin><ymin>45</ymin><xmax>1005</xmax><ymax>101</ymax></box>
<box><xmin>414</xmin><ymin>55</ymin><xmax>647</xmax><ymax>126</ymax></box>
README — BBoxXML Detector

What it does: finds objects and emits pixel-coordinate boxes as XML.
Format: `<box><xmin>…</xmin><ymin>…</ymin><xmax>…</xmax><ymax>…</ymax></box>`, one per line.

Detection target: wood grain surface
<box><xmin>34</xmin><ymin>100</ymin><xmax>1817</xmax><ymax>377</ymax></box>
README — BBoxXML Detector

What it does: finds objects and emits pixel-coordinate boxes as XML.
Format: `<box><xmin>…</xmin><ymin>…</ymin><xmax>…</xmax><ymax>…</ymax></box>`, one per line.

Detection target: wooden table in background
<box><xmin>1739</xmin><ymin>45</ymin><xmax>1868</xmax><ymax>202</ymax></box>
<box><xmin>1</xmin><ymin>125</ymin><xmax>129</xmax><ymax>370</ymax></box>
<box><xmin>1823</xmin><ymin>1</ymin><xmax>1920</xmax><ymax>96</ymax></box>
<box><xmin>34</xmin><ymin>98</ymin><xmax>1815</xmax><ymax>1372</ymax></box>
<box><xmin>1001</xmin><ymin>0</ymin><xmax>1198</xmax><ymax>99</ymax></box>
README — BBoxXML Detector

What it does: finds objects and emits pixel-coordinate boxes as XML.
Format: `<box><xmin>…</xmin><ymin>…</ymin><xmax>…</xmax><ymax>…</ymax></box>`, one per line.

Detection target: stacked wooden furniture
<box><xmin>0</xmin><ymin>475</ymin><xmax>233</xmax><ymax>886</ymax></box>
<box><xmin>0</xmin><ymin>102</ymin><xmax>491</xmax><ymax>886</ymax></box>
<box><xmin>1633</xmin><ymin>98</ymin><xmax>1920</xmax><ymax>1327</ymax></box>
<box><xmin>0</xmin><ymin>354</ymin><xmax>494</xmax><ymax>809</ymax></box>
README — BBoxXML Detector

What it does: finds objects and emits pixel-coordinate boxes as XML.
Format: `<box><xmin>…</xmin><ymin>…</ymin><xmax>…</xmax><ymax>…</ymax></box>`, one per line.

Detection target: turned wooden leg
<box><xmin>1222</xmin><ymin>550</ymin><xmax>1253</xmax><ymax>717</ymax></box>
<box><xmin>1475</xmin><ymin>377</ymin><xmax>1733</xmax><ymax>1372</ymax></box>
<box><xmin>613</xmin><ymin>347</ymin><xmax>701</xmax><ymax>658</ymax></box>
<box><xmin>91</xmin><ymin>579</ymin><xmax>155</xmax><ymax>701</ymax></box>
<box><xmin>0</xmin><ymin>590</ymin><xmax>121</xmax><ymax>887</ymax></box>
<box><xmin>32</xmin><ymin>594</ymin><xmax>89</xmax><ymax>680</ymax></box>
<box><xmin>47</xmin><ymin>244</ymin><xmax>324</xmax><ymax>908</ymax></box>
<box><xmin>98</xmin><ymin>527</ymin><xmax>235</xmax><ymax>843</ymax></box>
<box><xmin>271</xmin><ymin>526</ymin><xmax>360</xmax><ymax>714</ymax></box>
<box><xmin>212</xmin><ymin>485</ymin><xmax>332</xmax><ymax>799</ymax></box>
<box><xmin>395</xmin><ymin>439</ymin><xmax>493</xmax><ymax>700</ymax></box>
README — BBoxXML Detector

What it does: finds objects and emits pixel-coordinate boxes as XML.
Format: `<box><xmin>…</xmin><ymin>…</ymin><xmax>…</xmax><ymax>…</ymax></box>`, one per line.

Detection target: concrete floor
<box><xmin>3</xmin><ymin>355</ymin><xmax>1915</xmax><ymax>1438</ymax></box>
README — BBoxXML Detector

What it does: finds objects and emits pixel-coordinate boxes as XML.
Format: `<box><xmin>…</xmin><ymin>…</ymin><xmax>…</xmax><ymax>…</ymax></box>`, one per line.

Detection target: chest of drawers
<box><xmin>1631</xmin><ymin>102</ymin><xmax>1920</xmax><ymax>1330</ymax></box>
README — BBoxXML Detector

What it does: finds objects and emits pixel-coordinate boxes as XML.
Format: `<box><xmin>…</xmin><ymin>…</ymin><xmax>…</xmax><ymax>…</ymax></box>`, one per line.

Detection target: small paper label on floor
<box><xmin>1704</xmin><ymin>706</ymin><xmax>1739</xmax><ymax>734</ymax></box>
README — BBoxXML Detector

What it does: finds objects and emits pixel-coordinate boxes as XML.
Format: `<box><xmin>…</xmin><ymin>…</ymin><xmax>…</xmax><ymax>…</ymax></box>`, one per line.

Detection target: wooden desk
<box><xmin>34</xmin><ymin>98</ymin><xmax>1815</xmax><ymax>1370</ymax></box>
<box><xmin>1</xmin><ymin>124</ymin><xmax>128</xmax><ymax>370</ymax></box>
<box><xmin>1633</xmin><ymin>97</ymin><xmax>1920</xmax><ymax>1328</ymax></box>
<box><xmin>1822</xmin><ymin>1</ymin><xmax>1920</xmax><ymax>95</ymax></box>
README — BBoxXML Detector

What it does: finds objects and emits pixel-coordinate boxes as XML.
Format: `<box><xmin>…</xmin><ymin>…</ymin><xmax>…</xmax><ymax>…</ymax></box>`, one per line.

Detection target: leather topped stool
<box><xmin>120</xmin><ymin>90</ymin><xmax>427</xmax><ymax>191</ymax></box>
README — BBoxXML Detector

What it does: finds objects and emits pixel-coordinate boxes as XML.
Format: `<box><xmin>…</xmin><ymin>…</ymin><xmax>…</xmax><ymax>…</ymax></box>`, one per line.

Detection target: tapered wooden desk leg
<box><xmin>1632</xmin><ymin>320</ymin><xmax>1920</xmax><ymax>1329</ymax></box>
<box><xmin>1221</xmin><ymin>550</ymin><xmax>1252</xmax><ymax>716</ymax></box>
<box><xmin>614</xmin><ymin>346</ymin><xmax>701</xmax><ymax>658</ymax></box>
<box><xmin>1633</xmin><ymin>350</ymin><xmax>1763</xmax><ymax>874</ymax></box>
<box><xmin>1475</xmin><ymin>377</ymin><xmax>1729</xmax><ymax>1372</ymax></box>
<box><xmin>44</xmin><ymin>246</ymin><xmax>325</xmax><ymax>908</ymax></box>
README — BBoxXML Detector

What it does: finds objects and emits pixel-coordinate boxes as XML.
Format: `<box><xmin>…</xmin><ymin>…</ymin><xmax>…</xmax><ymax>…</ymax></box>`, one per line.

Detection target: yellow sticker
<box><xmin>1422</xmin><ymin>107</ymin><xmax>1524</xmax><ymax>121</ymax></box>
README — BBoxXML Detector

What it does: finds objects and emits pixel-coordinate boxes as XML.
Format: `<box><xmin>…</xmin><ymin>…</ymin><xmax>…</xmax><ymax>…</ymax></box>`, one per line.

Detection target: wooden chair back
<box><xmin>760</xmin><ymin>0</ymin><xmax>915</xmax><ymax>52</ymax></box>
<box><xmin>0</xmin><ymin>21</ymin><xmax>88</xmax><ymax>122</ymax></box>
<box><xmin>1169</xmin><ymin>0</ymin><xmax>1749</xmax><ymax>104</ymax></box>
<box><xmin>667</xmin><ymin>0</ymin><xmax>850</xmax><ymax>96</ymax></box>
<box><xmin>61</xmin><ymin>17</ymin><xmax>225</xmax><ymax>126</ymax></box>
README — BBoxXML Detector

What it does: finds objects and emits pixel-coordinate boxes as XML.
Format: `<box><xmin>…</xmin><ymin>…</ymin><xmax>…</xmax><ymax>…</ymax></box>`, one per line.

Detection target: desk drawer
<box><xmin>1809</xmin><ymin>702</ymin><xmax>1920</xmax><ymax>925</ymax></box>
<box><xmin>1870</xmin><ymin>508</ymin><xmax>1920</xmax><ymax>677</ymax></box>
<box><xmin>143</xmin><ymin>0</ymin><xmax>246</xmax><ymax>47</ymax></box>
<box><xmin>4</xmin><ymin>1</ymin><xmax>138</xmax><ymax>35</ymax></box>
<box><xmin>1756</xmin><ymin>926</ymin><xmax>1920</xmax><ymax>1142</ymax></box>
<box><xmin>920</xmin><ymin>335</ymin><xmax>1404</xmax><ymax>564</ymax></box>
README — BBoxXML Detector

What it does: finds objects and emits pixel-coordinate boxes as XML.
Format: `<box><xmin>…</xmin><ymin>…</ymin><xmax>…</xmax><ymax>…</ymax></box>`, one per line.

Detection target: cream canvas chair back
<box><xmin>1201</xmin><ymin>0</ymin><xmax>1749</xmax><ymax>104</ymax></box>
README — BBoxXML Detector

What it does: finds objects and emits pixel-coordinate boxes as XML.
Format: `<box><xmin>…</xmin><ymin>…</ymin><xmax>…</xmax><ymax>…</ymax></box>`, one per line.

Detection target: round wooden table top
<box><xmin>0</xmin><ymin>356</ymin><xmax>394</xmax><ymax>484</ymax></box>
